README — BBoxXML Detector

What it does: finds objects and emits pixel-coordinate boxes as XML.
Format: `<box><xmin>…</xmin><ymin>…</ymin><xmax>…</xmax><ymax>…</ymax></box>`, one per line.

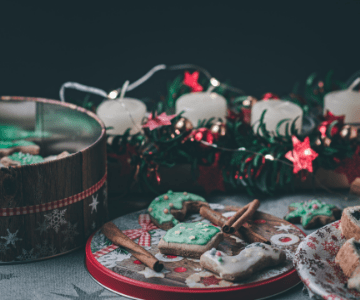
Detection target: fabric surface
<box><xmin>1</xmin><ymin>190</ymin><xmax>357</xmax><ymax>300</ymax></box>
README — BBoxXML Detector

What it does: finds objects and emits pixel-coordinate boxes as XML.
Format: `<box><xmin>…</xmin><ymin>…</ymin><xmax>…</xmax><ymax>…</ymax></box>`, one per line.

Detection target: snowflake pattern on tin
<box><xmin>0</xmin><ymin>242</ymin><xmax>9</xmax><ymax>254</ymax></box>
<box><xmin>89</xmin><ymin>194</ymin><xmax>99</xmax><ymax>214</ymax></box>
<box><xmin>44</xmin><ymin>208</ymin><xmax>67</xmax><ymax>233</ymax></box>
<box><xmin>97</xmin><ymin>250</ymin><xmax>132</xmax><ymax>269</ymax></box>
<box><xmin>62</xmin><ymin>222</ymin><xmax>80</xmax><ymax>243</ymax></box>
<box><xmin>294</xmin><ymin>221</ymin><xmax>360</xmax><ymax>299</ymax></box>
<box><xmin>16</xmin><ymin>248</ymin><xmax>38</xmax><ymax>261</ymax></box>
<box><xmin>35</xmin><ymin>220</ymin><xmax>48</xmax><ymax>235</ymax></box>
<box><xmin>35</xmin><ymin>240</ymin><xmax>53</xmax><ymax>258</ymax></box>
<box><xmin>1</xmin><ymin>229</ymin><xmax>22</xmax><ymax>247</ymax></box>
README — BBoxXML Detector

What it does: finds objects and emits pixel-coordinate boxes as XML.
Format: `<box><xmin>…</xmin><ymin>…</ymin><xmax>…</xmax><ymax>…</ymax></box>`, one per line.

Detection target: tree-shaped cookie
<box><xmin>284</xmin><ymin>199</ymin><xmax>341</xmax><ymax>229</ymax></box>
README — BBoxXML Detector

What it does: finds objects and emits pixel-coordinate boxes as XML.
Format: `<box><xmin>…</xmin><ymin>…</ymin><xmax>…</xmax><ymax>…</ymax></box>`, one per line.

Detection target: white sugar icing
<box><xmin>201</xmin><ymin>243</ymin><xmax>285</xmax><ymax>280</ymax></box>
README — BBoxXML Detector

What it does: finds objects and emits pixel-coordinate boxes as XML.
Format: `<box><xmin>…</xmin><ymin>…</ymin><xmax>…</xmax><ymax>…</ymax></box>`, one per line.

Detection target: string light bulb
<box><xmin>108</xmin><ymin>90</ymin><xmax>119</xmax><ymax>100</ymax></box>
<box><xmin>210</xmin><ymin>77</ymin><xmax>220</xmax><ymax>87</ymax></box>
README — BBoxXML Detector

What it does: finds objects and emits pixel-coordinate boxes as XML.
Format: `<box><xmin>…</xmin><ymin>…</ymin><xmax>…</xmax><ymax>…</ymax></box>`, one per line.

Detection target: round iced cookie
<box><xmin>148</xmin><ymin>190</ymin><xmax>208</xmax><ymax>230</ymax></box>
<box><xmin>163</xmin><ymin>222</ymin><xmax>220</xmax><ymax>245</ymax></box>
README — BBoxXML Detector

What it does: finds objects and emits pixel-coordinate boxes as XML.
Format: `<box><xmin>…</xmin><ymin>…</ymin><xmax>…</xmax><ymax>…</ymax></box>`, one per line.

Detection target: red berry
<box><xmin>216</xmin><ymin>251</ymin><xmax>221</xmax><ymax>256</ymax></box>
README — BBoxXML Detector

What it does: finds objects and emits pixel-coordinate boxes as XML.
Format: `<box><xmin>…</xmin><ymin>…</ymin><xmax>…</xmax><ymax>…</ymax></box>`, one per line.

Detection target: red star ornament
<box><xmin>318</xmin><ymin>111</ymin><xmax>345</xmax><ymax>138</ymax></box>
<box><xmin>183</xmin><ymin>71</ymin><xmax>203</xmax><ymax>92</ymax></box>
<box><xmin>142</xmin><ymin>112</ymin><xmax>176</xmax><ymax>131</ymax></box>
<box><xmin>262</xmin><ymin>92</ymin><xmax>280</xmax><ymax>100</ymax></box>
<box><xmin>285</xmin><ymin>136</ymin><xmax>318</xmax><ymax>174</ymax></box>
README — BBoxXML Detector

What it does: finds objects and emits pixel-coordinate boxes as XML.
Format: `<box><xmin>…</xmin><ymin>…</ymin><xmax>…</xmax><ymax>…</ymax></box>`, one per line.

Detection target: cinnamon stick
<box><xmin>230</xmin><ymin>199</ymin><xmax>260</xmax><ymax>233</ymax></box>
<box><xmin>102</xmin><ymin>222</ymin><xmax>164</xmax><ymax>272</ymax></box>
<box><xmin>222</xmin><ymin>203</ymin><xmax>250</xmax><ymax>233</ymax></box>
<box><xmin>200</xmin><ymin>206</ymin><xmax>269</xmax><ymax>244</ymax></box>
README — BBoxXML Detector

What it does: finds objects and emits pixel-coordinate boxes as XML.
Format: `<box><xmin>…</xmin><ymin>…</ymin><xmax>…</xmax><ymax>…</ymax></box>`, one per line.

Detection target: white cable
<box><xmin>127</xmin><ymin>64</ymin><xmax>166</xmax><ymax>91</ymax></box>
<box><xmin>59</xmin><ymin>63</ymin><xmax>245</xmax><ymax>102</ymax></box>
<box><xmin>59</xmin><ymin>82</ymin><xmax>107</xmax><ymax>102</ymax></box>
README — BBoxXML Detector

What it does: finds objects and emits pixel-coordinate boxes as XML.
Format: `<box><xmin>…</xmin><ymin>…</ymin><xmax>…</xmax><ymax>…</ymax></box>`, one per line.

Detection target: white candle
<box><xmin>251</xmin><ymin>100</ymin><xmax>303</xmax><ymax>136</ymax></box>
<box><xmin>96</xmin><ymin>98</ymin><xmax>146</xmax><ymax>135</ymax></box>
<box><xmin>175</xmin><ymin>92</ymin><xmax>227</xmax><ymax>126</ymax></box>
<box><xmin>324</xmin><ymin>78</ymin><xmax>360</xmax><ymax>124</ymax></box>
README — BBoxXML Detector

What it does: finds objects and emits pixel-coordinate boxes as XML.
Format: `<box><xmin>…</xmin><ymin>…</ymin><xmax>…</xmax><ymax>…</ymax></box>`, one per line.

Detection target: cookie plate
<box><xmin>294</xmin><ymin>220</ymin><xmax>360</xmax><ymax>300</ymax></box>
<box><xmin>86</xmin><ymin>206</ymin><xmax>305</xmax><ymax>300</ymax></box>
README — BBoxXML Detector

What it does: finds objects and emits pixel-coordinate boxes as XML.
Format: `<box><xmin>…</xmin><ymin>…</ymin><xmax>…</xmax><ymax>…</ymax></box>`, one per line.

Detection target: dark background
<box><xmin>0</xmin><ymin>1</ymin><xmax>359</xmax><ymax>102</ymax></box>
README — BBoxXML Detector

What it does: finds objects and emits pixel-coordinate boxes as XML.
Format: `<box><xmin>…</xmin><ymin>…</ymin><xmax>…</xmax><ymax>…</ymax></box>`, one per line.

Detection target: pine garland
<box><xmin>73</xmin><ymin>70</ymin><xmax>359</xmax><ymax>195</ymax></box>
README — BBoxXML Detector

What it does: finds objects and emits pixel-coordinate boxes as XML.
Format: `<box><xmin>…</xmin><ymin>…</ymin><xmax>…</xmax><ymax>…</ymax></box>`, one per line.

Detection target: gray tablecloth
<box><xmin>2</xmin><ymin>190</ymin><xmax>358</xmax><ymax>300</ymax></box>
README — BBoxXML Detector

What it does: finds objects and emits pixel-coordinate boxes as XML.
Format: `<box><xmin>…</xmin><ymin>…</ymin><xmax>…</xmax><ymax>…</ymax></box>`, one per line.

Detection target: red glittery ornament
<box><xmin>142</xmin><ymin>112</ymin><xmax>176</xmax><ymax>131</ymax></box>
<box><xmin>318</xmin><ymin>111</ymin><xmax>345</xmax><ymax>138</ymax></box>
<box><xmin>187</xmin><ymin>128</ymin><xmax>215</xmax><ymax>145</ymax></box>
<box><xmin>262</xmin><ymin>93</ymin><xmax>280</xmax><ymax>100</ymax></box>
<box><xmin>285</xmin><ymin>136</ymin><xmax>319</xmax><ymax>174</ymax></box>
<box><xmin>183</xmin><ymin>71</ymin><xmax>203</xmax><ymax>92</ymax></box>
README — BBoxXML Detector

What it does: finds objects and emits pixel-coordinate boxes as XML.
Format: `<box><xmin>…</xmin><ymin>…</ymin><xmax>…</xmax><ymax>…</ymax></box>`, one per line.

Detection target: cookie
<box><xmin>158</xmin><ymin>222</ymin><xmax>223</xmax><ymax>259</ymax></box>
<box><xmin>284</xmin><ymin>199</ymin><xmax>341</xmax><ymax>229</ymax></box>
<box><xmin>335</xmin><ymin>238</ymin><xmax>360</xmax><ymax>291</ymax></box>
<box><xmin>44</xmin><ymin>151</ymin><xmax>70</xmax><ymax>162</ymax></box>
<box><xmin>340</xmin><ymin>206</ymin><xmax>360</xmax><ymax>240</ymax></box>
<box><xmin>0</xmin><ymin>152</ymin><xmax>44</xmax><ymax>167</ymax></box>
<box><xmin>200</xmin><ymin>243</ymin><xmax>286</xmax><ymax>282</ymax></box>
<box><xmin>148</xmin><ymin>190</ymin><xmax>209</xmax><ymax>230</ymax></box>
<box><xmin>0</xmin><ymin>140</ymin><xmax>40</xmax><ymax>157</ymax></box>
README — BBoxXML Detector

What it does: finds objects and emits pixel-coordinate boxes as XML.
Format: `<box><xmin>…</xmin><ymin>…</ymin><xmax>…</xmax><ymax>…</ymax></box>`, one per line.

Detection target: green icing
<box><xmin>148</xmin><ymin>190</ymin><xmax>206</xmax><ymax>225</ymax></box>
<box><xmin>284</xmin><ymin>199</ymin><xmax>336</xmax><ymax>227</ymax></box>
<box><xmin>163</xmin><ymin>222</ymin><xmax>220</xmax><ymax>245</ymax></box>
<box><xmin>8</xmin><ymin>152</ymin><xmax>44</xmax><ymax>165</ymax></box>
<box><xmin>0</xmin><ymin>125</ymin><xmax>50</xmax><ymax>141</ymax></box>
<box><xmin>0</xmin><ymin>140</ymin><xmax>36</xmax><ymax>149</ymax></box>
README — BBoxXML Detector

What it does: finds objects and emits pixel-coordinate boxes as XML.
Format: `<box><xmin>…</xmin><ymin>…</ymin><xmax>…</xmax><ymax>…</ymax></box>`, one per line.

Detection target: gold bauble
<box><xmin>322</xmin><ymin>137</ymin><xmax>332</xmax><ymax>147</ymax></box>
<box><xmin>340</xmin><ymin>125</ymin><xmax>358</xmax><ymax>141</ymax></box>
<box><xmin>242</xmin><ymin>96</ymin><xmax>258</xmax><ymax>107</ymax></box>
<box><xmin>210</xmin><ymin>122</ymin><xmax>227</xmax><ymax>137</ymax></box>
<box><xmin>173</xmin><ymin>117</ymin><xmax>193</xmax><ymax>136</ymax></box>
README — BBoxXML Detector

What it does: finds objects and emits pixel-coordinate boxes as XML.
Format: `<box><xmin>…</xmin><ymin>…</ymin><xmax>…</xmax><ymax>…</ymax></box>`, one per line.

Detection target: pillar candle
<box><xmin>96</xmin><ymin>98</ymin><xmax>146</xmax><ymax>135</ymax></box>
<box><xmin>324</xmin><ymin>78</ymin><xmax>360</xmax><ymax>124</ymax></box>
<box><xmin>251</xmin><ymin>100</ymin><xmax>303</xmax><ymax>136</ymax></box>
<box><xmin>175</xmin><ymin>92</ymin><xmax>227</xmax><ymax>126</ymax></box>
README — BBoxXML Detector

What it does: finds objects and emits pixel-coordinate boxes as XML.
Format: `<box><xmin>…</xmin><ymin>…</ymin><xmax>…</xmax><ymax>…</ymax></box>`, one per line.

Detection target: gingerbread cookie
<box><xmin>0</xmin><ymin>140</ymin><xmax>40</xmax><ymax>157</ymax></box>
<box><xmin>158</xmin><ymin>222</ymin><xmax>223</xmax><ymax>259</ymax></box>
<box><xmin>0</xmin><ymin>152</ymin><xmax>44</xmax><ymax>167</ymax></box>
<box><xmin>148</xmin><ymin>190</ymin><xmax>209</xmax><ymax>230</ymax></box>
<box><xmin>284</xmin><ymin>199</ymin><xmax>341</xmax><ymax>229</ymax></box>
<box><xmin>200</xmin><ymin>243</ymin><xmax>286</xmax><ymax>282</ymax></box>
<box><xmin>340</xmin><ymin>206</ymin><xmax>360</xmax><ymax>240</ymax></box>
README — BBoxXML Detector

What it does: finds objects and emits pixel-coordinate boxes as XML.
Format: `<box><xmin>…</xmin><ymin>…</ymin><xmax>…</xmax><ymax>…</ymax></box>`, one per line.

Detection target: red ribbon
<box><xmin>123</xmin><ymin>214</ymin><xmax>158</xmax><ymax>247</ymax></box>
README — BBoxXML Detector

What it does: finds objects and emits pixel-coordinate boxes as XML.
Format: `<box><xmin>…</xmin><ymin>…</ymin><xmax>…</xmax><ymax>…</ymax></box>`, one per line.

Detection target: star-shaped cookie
<box><xmin>284</xmin><ymin>199</ymin><xmax>342</xmax><ymax>229</ymax></box>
